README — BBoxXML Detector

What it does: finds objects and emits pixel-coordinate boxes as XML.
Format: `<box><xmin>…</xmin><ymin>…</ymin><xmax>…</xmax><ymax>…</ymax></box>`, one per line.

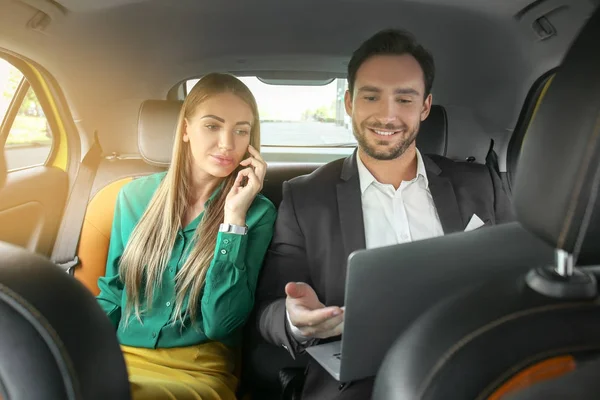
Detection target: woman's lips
<box><xmin>211</xmin><ymin>155</ymin><xmax>234</xmax><ymax>166</ymax></box>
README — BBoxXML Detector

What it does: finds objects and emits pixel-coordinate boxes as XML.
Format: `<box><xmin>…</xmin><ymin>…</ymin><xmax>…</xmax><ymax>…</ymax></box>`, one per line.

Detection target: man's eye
<box><xmin>364</xmin><ymin>96</ymin><xmax>377</xmax><ymax>101</ymax></box>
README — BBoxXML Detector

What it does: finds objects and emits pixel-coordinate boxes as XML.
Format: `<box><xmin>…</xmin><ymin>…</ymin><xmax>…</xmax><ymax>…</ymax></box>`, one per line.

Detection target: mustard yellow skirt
<box><xmin>121</xmin><ymin>342</ymin><xmax>238</xmax><ymax>400</ymax></box>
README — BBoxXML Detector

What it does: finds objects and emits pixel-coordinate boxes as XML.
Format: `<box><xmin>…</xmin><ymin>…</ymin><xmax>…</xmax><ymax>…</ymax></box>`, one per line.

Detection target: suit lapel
<box><xmin>424</xmin><ymin>156</ymin><xmax>465</xmax><ymax>234</ymax></box>
<box><xmin>337</xmin><ymin>152</ymin><xmax>366</xmax><ymax>259</ymax></box>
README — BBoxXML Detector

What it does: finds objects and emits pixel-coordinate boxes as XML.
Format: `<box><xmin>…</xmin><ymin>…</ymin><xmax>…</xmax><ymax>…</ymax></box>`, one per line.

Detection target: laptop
<box><xmin>305</xmin><ymin>222</ymin><xmax>554</xmax><ymax>382</ymax></box>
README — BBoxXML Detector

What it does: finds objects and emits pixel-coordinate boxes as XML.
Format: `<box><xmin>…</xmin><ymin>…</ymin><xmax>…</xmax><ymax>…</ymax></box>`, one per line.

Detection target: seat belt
<box><xmin>485</xmin><ymin>138</ymin><xmax>512</xmax><ymax>196</ymax></box>
<box><xmin>51</xmin><ymin>132</ymin><xmax>103</xmax><ymax>274</ymax></box>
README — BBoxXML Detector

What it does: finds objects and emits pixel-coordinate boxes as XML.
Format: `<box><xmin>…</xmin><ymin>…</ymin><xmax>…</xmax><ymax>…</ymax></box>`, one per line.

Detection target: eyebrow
<box><xmin>357</xmin><ymin>86</ymin><xmax>421</xmax><ymax>96</ymax></box>
<box><xmin>200</xmin><ymin>115</ymin><xmax>252</xmax><ymax>126</ymax></box>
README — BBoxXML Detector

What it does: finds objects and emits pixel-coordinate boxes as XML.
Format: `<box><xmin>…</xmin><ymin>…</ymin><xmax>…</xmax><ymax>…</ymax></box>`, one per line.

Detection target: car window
<box><xmin>186</xmin><ymin>76</ymin><xmax>357</xmax><ymax>148</ymax></box>
<box><xmin>0</xmin><ymin>58</ymin><xmax>53</xmax><ymax>171</ymax></box>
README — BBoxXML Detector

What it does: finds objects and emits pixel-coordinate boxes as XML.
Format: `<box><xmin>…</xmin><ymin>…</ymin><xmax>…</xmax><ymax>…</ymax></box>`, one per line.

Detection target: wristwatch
<box><xmin>219</xmin><ymin>223</ymin><xmax>248</xmax><ymax>235</ymax></box>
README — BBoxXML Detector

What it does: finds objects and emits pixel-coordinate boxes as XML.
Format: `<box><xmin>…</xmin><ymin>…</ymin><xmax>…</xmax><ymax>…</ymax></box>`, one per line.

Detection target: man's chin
<box><xmin>360</xmin><ymin>141</ymin><xmax>408</xmax><ymax>161</ymax></box>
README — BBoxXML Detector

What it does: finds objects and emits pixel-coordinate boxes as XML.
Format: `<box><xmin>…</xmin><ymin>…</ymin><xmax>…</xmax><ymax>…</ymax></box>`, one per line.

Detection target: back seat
<box><xmin>75</xmin><ymin>100</ymin><xmax>449</xmax><ymax>295</ymax></box>
<box><xmin>73</xmin><ymin>99</ymin><xmax>449</xmax><ymax>398</ymax></box>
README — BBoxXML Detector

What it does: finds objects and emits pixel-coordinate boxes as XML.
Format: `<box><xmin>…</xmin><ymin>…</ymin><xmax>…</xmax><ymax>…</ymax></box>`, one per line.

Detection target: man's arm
<box><xmin>255</xmin><ymin>180</ymin><xmax>315</xmax><ymax>357</ymax></box>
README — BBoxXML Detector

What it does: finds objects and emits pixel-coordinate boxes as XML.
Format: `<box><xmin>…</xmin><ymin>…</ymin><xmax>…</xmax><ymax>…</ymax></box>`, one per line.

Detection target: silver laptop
<box><xmin>305</xmin><ymin>222</ymin><xmax>554</xmax><ymax>382</ymax></box>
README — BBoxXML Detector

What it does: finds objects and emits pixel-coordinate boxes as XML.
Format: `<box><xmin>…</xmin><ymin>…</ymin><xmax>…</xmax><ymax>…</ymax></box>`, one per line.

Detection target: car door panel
<box><xmin>0</xmin><ymin>166</ymin><xmax>68</xmax><ymax>256</ymax></box>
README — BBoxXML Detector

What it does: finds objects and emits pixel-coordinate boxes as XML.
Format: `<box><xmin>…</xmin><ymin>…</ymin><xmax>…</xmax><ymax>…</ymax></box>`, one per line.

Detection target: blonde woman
<box><xmin>96</xmin><ymin>73</ymin><xmax>276</xmax><ymax>400</ymax></box>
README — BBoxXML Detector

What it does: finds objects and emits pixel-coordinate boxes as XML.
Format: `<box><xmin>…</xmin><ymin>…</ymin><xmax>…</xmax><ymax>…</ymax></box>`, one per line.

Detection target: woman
<box><xmin>96</xmin><ymin>73</ymin><xmax>276</xmax><ymax>399</ymax></box>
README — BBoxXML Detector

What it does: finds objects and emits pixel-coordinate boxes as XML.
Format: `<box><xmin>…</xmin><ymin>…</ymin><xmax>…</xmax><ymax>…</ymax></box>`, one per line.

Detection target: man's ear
<box><xmin>420</xmin><ymin>94</ymin><xmax>433</xmax><ymax>121</ymax></box>
<box><xmin>344</xmin><ymin>90</ymin><xmax>353</xmax><ymax>118</ymax></box>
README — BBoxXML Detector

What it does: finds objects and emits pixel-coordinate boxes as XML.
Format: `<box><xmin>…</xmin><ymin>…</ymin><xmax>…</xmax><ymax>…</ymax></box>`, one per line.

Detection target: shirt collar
<box><xmin>356</xmin><ymin>148</ymin><xmax>429</xmax><ymax>194</ymax></box>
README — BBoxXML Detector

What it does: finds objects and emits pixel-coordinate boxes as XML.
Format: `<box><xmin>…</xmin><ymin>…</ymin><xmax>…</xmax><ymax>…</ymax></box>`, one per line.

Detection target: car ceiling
<box><xmin>0</xmin><ymin>0</ymin><xmax>596</xmax><ymax>159</ymax></box>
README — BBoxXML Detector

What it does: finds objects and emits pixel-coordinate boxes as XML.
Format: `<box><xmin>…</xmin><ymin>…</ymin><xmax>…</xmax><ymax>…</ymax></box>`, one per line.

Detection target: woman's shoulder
<box><xmin>118</xmin><ymin>171</ymin><xmax>168</xmax><ymax>206</ymax></box>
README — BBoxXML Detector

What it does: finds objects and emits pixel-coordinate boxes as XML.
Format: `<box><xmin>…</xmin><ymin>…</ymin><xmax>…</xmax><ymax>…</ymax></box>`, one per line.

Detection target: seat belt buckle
<box><xmin>56</xmin><ymin>256</ymin><xmax>80</xmax><ymax>275</ymax></box>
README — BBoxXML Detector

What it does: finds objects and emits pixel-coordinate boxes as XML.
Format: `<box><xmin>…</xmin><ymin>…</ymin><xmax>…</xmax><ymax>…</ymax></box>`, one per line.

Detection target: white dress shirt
<box><xmin>287</xmin><ymin>149</ymin><xmax>444</xmax><ymax>341</ymax></box>
<box><xmin>357</xmin><ymin>149</ymin><xmax>444</xmax><ymax>249</ymax></box>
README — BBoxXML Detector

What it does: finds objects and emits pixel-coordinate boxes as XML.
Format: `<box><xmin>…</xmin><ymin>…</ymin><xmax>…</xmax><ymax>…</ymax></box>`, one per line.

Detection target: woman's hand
<box><xmin>224</xmin><ymin>145</ymin><xmax>266</xmax><ymax>225</ymax></box>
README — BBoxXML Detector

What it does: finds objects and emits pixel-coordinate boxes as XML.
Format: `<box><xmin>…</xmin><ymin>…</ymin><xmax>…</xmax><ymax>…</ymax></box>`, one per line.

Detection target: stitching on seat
<box><xmin>417</xmin><ymin>302</ymin><xmax>600</xmax><ymax>397</ymax></box>
<box><xmin>0</xmin><ymin>283</ymin><xmax>81</xmax><ymax>399</ymax></box>
<box><xmin>557</xmin><ymin>111</ymin><xmax>600</xmax><ymax>249</ymax></box>
<box><xmin>84</xmin><ymin>218</ymin><xmax>110</xmax><ymax>241</ymax></box>
<box><xmin>475</xmin><ymin>344</ymin><xmax>600</xmax><ymax>400</ymax></box>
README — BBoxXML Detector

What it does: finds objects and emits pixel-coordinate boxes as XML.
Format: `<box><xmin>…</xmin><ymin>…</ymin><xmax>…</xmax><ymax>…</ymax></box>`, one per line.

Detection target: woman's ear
<box><xmin>182</xmin><ymin>118</ymin><xmax>190</xmax><ymax>143</ymax></box>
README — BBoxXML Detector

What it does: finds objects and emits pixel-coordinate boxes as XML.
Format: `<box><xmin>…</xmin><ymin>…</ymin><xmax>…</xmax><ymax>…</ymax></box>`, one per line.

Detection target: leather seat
<box><xmin>373</xmin><ymin>5</ymin><xmax>600</xmax><ymax>400</ymax></box>
<box><xmin>0</xmin><ymin>151</ymin><xmax>131</xmax><ymax>400</ymax></box>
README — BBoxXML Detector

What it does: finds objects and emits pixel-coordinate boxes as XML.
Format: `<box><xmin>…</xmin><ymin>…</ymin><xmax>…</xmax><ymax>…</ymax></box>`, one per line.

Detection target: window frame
<box><xmin>0</xmin><ymin>54</ymin><xmax>59</xmax><ymax>171</ymax></box>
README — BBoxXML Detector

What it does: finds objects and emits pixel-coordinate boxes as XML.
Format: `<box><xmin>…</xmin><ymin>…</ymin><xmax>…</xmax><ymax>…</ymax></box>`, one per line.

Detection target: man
<box><xmin>255</xmin><ymin>29</ymin><xmax>514</xmax><ymax>399</ymax></box>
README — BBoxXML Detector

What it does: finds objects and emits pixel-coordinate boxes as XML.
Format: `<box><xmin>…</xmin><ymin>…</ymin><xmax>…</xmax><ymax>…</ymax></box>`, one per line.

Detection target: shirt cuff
<box><xmin>213</xmin><ymin>231</ymin><xmax>248</xmax><ymax>270</ymax></box>
<box><xmin>286</xmin><ymin>308</ymin><xmax>310</xmax><ymax>344</ymax></box>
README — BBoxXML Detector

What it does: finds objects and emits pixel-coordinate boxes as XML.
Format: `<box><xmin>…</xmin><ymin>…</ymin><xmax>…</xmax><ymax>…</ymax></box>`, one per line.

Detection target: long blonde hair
<box><xmin>119</xmin><ymin>73</ymin><xmax>261</xmax><ymax>325</ymax></box>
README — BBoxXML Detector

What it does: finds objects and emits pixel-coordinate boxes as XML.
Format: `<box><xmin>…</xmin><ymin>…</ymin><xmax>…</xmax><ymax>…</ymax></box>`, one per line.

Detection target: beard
<box><xmin>352</xmin><ymin>118</ymin><xmax>419</xmax><ymax>161</ymax></box>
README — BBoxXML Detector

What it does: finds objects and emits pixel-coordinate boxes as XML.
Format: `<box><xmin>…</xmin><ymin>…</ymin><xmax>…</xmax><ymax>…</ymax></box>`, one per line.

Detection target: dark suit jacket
<box><xmin>255</xmin><ymin>151</ymin><xmax>514</xmax><ymax>400</ymax></box>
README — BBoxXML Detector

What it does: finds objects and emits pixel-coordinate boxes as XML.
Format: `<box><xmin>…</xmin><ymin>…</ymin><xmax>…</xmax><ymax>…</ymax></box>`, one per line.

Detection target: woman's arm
<box><xmin>200</xmin><ymin>203</ymin><xmax>276</xmax><ymax>341</ymax></box>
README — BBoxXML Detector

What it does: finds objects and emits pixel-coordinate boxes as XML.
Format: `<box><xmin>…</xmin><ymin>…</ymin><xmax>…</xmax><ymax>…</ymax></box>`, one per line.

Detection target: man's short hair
<box><xmin>347</xmin><ymin>29</ymin><xmax>435</xmax><ymax>98</ymax></box>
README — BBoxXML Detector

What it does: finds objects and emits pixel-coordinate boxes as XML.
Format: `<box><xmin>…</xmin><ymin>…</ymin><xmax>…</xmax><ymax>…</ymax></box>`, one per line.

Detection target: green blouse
<box><xmin>96</xmin><ymin>172</ymin><xmax>276</xmax><ymax>348</ymax></box>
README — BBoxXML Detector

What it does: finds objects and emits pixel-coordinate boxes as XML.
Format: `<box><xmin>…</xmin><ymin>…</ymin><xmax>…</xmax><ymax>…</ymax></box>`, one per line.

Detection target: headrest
<box><xmin>137</xmin><ymin>100</ymin><xmax>449</xmax><ymax>167</ymax></box>
<box><xmin>513</xmin><ymin>6</ymin><xmax>600</xmax><ymax>259</ymax></box>
<box><xmin>138</xmin><ymin>100</ymin><xmax>183</xmax><ymax>167</ymax></box>
<box><xmin>0</xmin><ymin>242</ymin><xmax>130</xmax><ymax>399</ymax></box>
<box><xmin>417</xmin><ymin>105</ymin><xmax>448</xmax><ymax>157</ymax></box>
<box><xmin>0</xmin><ymin>148</ymin><xmax>5</xmax><ymax>189</ymax></box>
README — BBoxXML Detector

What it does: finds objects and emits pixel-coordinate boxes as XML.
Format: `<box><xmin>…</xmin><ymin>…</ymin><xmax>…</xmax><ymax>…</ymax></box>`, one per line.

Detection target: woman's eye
<box><xmin>235</xmin><ymin>129</ymin><xmax>249</xmax><ymax>136</ymax></box>
<box><xmin>205</xmin><ymin>124</ymin><xmax>218</xmax><ymax>131</ymax></box>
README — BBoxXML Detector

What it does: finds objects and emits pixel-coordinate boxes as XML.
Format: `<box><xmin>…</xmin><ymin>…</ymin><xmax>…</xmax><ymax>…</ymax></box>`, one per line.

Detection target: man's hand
<box><xmin>285</xmin><ymin>282</ymin><xmax>344</xmax><ymax>339</ymax></box>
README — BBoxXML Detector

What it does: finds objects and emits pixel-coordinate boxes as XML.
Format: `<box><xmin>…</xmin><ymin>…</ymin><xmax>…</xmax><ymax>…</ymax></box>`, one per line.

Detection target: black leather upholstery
<box><xmin>0</xmin><ymin>242</ymin><xmax>130</xmax><ymax>400</ymax></box>
<box><xmin>512</xmin><ymin>6</ymin><xmax>600</xmax><ymax>259</ymax></box>
<box><xmin>505</xmin><ymin>355</ymin><xmax>600</xmax><ymax>400</ymax></box>
<box><xmin>263</xmin><ymin>163</ymin><xmax>322</xmax><ymax>207</ymax></box>
<box><xmin>372</xmin><ymin>269</ymin><xmax>600</xmax><ymax>400</ymax></box>
<box><xmin>418</xmin><ymin>104</ymin><xmax>448</xmax><ymax>157</ymax></box>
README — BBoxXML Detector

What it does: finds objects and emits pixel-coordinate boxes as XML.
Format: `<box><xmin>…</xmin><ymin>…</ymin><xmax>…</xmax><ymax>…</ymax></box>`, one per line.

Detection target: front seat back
<box><xmin>0</xmin><ymin>150</ymin><xmax>130</xmax><ymax>400</ymax></box>
<box><xmin>373</xmin><ymin>4</ymin><xmax>600</xmax><ymax>400</ymax></box>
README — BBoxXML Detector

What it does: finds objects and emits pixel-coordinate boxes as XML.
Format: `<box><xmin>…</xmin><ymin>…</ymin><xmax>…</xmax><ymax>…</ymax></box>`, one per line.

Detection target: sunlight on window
<box><xmin>7</xmin><ymin>86</ymin><xmax>52</xmax><ymax>147</ymax></box>
<box><xmin>0</xmin><ymin>58</ymin><xmax>24</xmax><ymax>123</ymax></box>
<box><xmin>1</xmin><ymin>58</ymin><xmax>52</xmax><ymax>170</ymax></box>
